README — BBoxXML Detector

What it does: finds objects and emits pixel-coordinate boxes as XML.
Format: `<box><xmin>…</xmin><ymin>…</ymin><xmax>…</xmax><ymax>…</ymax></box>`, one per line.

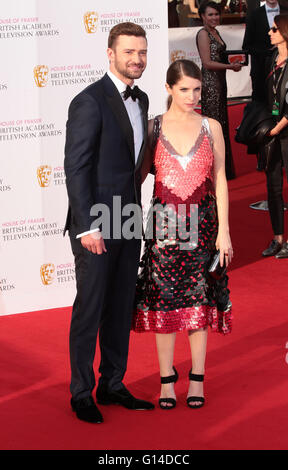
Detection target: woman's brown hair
<box><xmin>274</xmin><ymin>14</ymin><xmax>288</xmax><ymax>49</ymax></box>
<box><xmin>166</xmin><ymin>59</ymin><xmax>202</xmax><ymax>108</ymax></box>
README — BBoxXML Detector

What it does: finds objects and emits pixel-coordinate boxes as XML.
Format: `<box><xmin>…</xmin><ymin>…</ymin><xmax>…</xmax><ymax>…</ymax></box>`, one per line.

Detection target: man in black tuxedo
<box><xmin>242</xmin><ymin>0</ymin><xmax>284</xmax><ymax>102</ymax></box>
<box><xmin>246</xmin><ymin>0</ymin><xmax>260</xmax><ymax>19</ymax></box>
<box><xmin>64</xmin><ymin>22</ymin><xmax>154</xmax><ymax>423</ymax></box>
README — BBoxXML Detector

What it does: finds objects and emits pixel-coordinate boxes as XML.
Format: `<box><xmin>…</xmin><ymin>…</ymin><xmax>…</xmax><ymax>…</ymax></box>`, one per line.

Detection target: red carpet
<box><xmin>1</xmin><ymin>104</ymin><xmax>288</xmax><ymax>450</ymax></box>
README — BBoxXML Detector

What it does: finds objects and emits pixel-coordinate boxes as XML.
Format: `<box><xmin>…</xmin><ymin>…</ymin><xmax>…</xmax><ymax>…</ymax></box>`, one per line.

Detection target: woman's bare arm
<box><xmin>209</xmin><ymin>117</ymin><xmax>233</xmax><ymax>265</ymax></box>
<box><xmin>197</xmin><ymin>29</ymin><xmax>241</xmax><ymax>72</ymax></box>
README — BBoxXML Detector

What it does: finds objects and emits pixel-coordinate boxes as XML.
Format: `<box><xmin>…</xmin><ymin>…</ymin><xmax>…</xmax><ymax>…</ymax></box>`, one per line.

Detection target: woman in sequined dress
<box><xmin>196</xmin><ymin>1</ymin><xmax>242</xmax><ymax>180</ymax></box>
<box><xmin>132</xmin><ymin>59</ymin><xmax>233</xmax><ymax>410</ymax></box>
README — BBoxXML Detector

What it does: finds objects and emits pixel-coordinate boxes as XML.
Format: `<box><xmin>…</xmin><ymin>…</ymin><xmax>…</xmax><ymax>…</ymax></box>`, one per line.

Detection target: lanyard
<box><xmin>266</xmin><ymin>58</ymin><xmax>287</xmax><ymax>87</ymax></box>
<box><xmin>272</xmin><ymin>59</ymin><xmax>287</xmax><ymax>96</ymax></box>
<box><xmin>266</xmin><ymin>57</ymin><xmax>287</xmax><ymax>115</ymax></box>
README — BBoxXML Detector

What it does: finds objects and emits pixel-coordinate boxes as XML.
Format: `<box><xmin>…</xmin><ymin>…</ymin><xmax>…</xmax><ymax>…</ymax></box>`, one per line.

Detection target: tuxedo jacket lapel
<box><xmin>103</xmin><ymin>74</ymin><xmax>135</xmax><ymax>163</ymax></box>
<box><xmin>261</xmin><ymin>6</ymin><xmax>270</xmax><ymax>31</ymax></box>
<box><xmin>135</xmin><ymin>96</ymin><xmax>148</xmax><ymax>171</ymax></box>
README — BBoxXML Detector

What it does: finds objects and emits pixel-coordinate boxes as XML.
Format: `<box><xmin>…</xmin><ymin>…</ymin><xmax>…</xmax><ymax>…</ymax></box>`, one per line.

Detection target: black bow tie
<box><xmin>123</xmin><ymin>85</ymin><xmax>141</xmax><ymax>101</ymax></box>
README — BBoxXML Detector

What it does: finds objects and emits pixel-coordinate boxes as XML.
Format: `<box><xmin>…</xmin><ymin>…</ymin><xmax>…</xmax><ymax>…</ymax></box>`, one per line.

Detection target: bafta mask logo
<box><xmin>37</xmin><ymin>165</ymin><xmax>52</xmax><ymax>188</ymax></box>
<box><xmin>40</xmin><ymin>263</ymin><xmax>55</xmax><ymax>285</ymax></box>
<box><xmin>84</xmin><ymin>11</ymin><xmax>98</xmax><ymax>34</ymax></box>
<box><xmin>170</xmin><ymin>50</ymin><xmax>186</xmax><ymax>63</ymax></box>
<box><xmin>34</xmin><ymin>65</ymin><xmax>49</xmax><ymax>87</ymax></box>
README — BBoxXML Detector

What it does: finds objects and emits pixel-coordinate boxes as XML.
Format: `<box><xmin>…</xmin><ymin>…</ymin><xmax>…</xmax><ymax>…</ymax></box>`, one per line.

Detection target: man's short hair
<box><xmin>108</xmin><ymin>22</ymin><xmax>147</xmax><ymax>49</ymax></box>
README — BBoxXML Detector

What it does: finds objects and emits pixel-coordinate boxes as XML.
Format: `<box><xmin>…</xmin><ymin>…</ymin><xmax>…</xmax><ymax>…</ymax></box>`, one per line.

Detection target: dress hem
<box><xmin>132</xmin><ymin>305</ymin><xmax>232</xmax><ymax>335</ymax></box>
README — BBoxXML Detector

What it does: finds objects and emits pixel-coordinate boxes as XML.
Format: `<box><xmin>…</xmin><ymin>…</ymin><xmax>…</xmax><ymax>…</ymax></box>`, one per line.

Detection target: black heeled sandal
<box><xmin>159</xmin><ymin>366</ymin><xmax>178</xmax><ymax>410</ymax></box>
<box><xmin>187</xmin><ymin>370</ymin><xmax>205</xmax><ymax>409</ymax></box>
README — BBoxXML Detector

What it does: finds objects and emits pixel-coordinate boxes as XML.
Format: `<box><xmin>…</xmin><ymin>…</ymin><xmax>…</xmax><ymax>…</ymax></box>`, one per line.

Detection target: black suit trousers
<box><xmin>69</xmin><ymin>233</ymin><xmax>141</xmax><ymax>400</ymax></box>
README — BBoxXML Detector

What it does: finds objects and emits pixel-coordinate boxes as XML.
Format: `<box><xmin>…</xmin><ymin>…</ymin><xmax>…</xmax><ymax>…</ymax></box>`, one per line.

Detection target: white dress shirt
<box><xmin>107</xmin><ymin>70</ymin><xmax>144</xmax><ymax>163</ymax></box>
<box><xmin>265</xmin><ymin>2</ymin><xmax>280</xmax><ymax>28</ymax></box>
<box><xmin>76</xmin><ymin>70</ymin><xmax>144</xmax><ymax>239</ymax></box>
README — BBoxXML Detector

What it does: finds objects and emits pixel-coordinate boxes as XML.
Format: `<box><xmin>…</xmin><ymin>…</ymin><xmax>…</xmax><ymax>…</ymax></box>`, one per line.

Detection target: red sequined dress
<box><xmin>132</xmin><ymin>116</ymin><xmax>232</xmax><ymax>334</ymax></box>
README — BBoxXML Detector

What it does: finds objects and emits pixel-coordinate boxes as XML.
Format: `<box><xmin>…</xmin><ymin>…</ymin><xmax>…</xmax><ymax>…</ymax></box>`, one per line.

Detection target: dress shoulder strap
<box><xmin>151</xmin><ymin>115</ymin><xmax>162</xmax><ymax>154</ymax></box>
<box><xmin>202</xmin><ymin>117</ymin><xmax>210</xmax><ymax>133</ymax></box>
<box><xmin>202</xmin><ymin>117</ymin><xmax>214</xmax><ymax>146</ymax></box>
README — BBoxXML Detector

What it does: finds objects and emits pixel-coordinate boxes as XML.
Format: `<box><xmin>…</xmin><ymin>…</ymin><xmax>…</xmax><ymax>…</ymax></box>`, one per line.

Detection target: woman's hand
<box><xmin>210</xmin><ymin>117</ymin><xmax>232</xmax><ymax>267</ymax></box>
<box><xmin>267</xmin><ymin>117</ymin><xmax>288</xmax><ymax>136</ymax></box>
<box><xmin>267</xmin><ymin>127</ymin><xmax>279</xmax><ymax>137</ymax></box>
<box><xmin>215</xmin><ymin>231</ymin><xmax>233</xmax><ymax>267</ymax></box>
<box><xmin>231</xmin><ymin>62</ymin><xmax>242</xmax><ymax>72</ymax></box>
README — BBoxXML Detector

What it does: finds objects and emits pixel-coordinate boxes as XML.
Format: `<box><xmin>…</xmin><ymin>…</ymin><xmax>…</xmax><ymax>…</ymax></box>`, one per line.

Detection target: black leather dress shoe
<box><xmin>96</xmin><ymin>384</ymin><xmax>154</xmax><ymax>410</ymax></box>
<box><xmin>262</xmin><ymin>239</ymin><xmax>282</xmax><ymax>257</ymax></box>
<box><xmin>71</xmin><ymin>396</ymin><xmax>103</xmax><ymax>423</ymax></box>
<box><xmin>275</xmin><ymin>242</ymin><xmax>288</xmax><ymax>259</ymax></box>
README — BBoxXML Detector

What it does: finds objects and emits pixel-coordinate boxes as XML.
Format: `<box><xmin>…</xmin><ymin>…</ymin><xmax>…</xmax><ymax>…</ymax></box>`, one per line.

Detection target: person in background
<box><xmin>196</xmin><ymin>1</ymin><xmax>242</xmax><ymax>180</ymax></box>
<box><xmin>179</xmin><ymin>1</ymin><xmax>228</xmax><ymax>26</ymax></box>
<box><xmin>168</xmin><ymin>0</ymin><xmax>180</xmax><ymax>27</ymax></box>
<box><xmin>246</xmin><ymin>0</ymin><xmax>260</xmax><ymax>19</ymax></box>
<box><xmin>242</xmin><ymin>0</ymin><xmax>285</xmax><ymax>102</ymax></box>
<box><xmin>262</xmin><ymin>14</ymin><xmax>288</xmax><ymax>258</ymax></box>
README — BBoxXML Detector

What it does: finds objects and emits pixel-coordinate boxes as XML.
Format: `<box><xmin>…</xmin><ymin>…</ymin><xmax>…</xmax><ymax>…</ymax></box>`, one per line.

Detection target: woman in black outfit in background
<box><xmin>196</xmin><ymin>1</ymin><xmax>242</xmax><ymax>180</ymax></box>
<box><xmin>262</xmin><ymin>15</ymin><xmax>288</xmax><ymax>259</ymax></box>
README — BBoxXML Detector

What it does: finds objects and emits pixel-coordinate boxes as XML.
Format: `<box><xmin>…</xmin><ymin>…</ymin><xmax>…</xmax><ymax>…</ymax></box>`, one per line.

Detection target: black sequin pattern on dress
<box><xmin>132</xmin><ymin>116</ymin><xmax>232</xmax><ymax>334</ymax></box>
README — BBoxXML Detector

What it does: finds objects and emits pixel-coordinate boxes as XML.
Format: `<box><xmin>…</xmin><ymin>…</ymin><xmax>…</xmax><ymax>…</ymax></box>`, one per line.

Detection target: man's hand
<box><xmin>81</xmin><ymin>232</ymin><xmax>107</xmax><ymax>254</ymax></box>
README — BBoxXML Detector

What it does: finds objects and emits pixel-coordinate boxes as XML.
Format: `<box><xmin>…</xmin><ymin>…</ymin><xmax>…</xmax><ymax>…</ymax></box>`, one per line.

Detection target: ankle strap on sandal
<box><xmin>189</xmin><ymin>370</ymin><xmax>204</xmax><ymax>382</ymax></box>
<box><xmin>161</xmin><ymin>366</ymin><xmax>178</xmax><ymax>384</ymax></box>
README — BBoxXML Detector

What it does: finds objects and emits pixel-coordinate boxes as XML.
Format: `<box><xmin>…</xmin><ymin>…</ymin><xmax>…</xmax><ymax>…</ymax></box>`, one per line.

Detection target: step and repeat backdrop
<box><xmin>0</xmin><ymin>0</ymin><xmax>169</xmax><ymax>315</ymax></box>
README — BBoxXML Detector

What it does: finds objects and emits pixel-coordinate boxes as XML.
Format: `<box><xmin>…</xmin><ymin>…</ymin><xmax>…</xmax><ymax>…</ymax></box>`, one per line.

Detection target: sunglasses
<box><xmin>270</xmin><ymin>26</ymin><xmax>279</xmax><ymax>33</ymax></box>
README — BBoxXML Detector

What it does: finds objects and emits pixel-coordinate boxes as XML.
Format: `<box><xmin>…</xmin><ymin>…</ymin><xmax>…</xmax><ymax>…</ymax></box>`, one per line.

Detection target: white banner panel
<box><xmin>0</xmin><ymin>0</ymin><xmax>168</xmax><ymax>315</ymax></box>
<box><xmin>169</xmin><ymin>24</ymin><xmax>252</xmax><ymax>98</ymax></box>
